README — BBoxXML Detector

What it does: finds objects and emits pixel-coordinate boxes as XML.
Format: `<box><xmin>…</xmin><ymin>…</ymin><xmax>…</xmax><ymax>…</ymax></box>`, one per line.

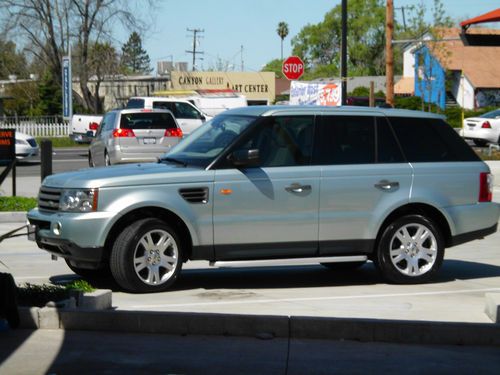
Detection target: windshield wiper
<box><xmin>159</xmin><ymin>157</ymin><xmax>188</xmax><ymax>167</ymax></box>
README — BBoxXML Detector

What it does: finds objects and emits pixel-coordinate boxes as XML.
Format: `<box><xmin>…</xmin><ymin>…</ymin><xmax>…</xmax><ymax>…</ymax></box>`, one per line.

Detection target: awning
<box><xmin>460</xmin><ymin>8</ymin><xmax>500</xmax><ymax>29</ymax></box>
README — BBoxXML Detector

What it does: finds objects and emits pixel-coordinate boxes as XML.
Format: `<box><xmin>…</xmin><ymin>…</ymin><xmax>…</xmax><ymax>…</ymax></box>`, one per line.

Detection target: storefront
<box><xmin>171</xmin><ymin>71</ymin><xmax>275</xmax><ymax>105</ymax></box>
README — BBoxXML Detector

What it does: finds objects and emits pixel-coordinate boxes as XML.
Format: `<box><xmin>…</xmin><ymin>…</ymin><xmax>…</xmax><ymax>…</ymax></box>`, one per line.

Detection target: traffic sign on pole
<box><xmin>282</xmin><ymin>56</ymin><xmax>304</xmax><ymax>80</ymax></box>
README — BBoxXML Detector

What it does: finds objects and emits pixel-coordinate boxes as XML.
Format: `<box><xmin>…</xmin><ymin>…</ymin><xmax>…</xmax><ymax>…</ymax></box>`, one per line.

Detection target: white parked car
<box><xmin>463</xmin><ymin>109</ymin><xmax>500</xmax><ymax>147</ymax></box>
<box><xmin>16</xmin><ymin>131</ymin><xmax>39</xmax><ymax>159</ymax></box>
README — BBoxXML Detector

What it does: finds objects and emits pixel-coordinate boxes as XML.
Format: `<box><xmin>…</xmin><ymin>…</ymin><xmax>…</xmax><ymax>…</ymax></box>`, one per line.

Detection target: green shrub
<box><xmin>65</xmin><ymin>279</ymin><xmax>95</xmax><ymax>293</ymax></box>
<box><xmin>0</xmin><ymin>197</ymin><xmax>37</xmax><ymax>211</ymax></box>
<box><xmin>17</xmin><ymin>283</ymin><xmax>69</xmax><ymax>307</ymax></box>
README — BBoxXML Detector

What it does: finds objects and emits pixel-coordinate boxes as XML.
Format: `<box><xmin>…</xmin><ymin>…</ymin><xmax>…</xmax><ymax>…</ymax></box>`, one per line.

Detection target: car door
<box><xmin>314</xmin><ymin>114</ymin><xmax>412</xmax><ymax>255</ymax></box>
<box><xmin>213</xmin><ymin>115</ymin><xmax>320</xmax><ymax>260</ymax></box>
<box><xmin>90</xmin><ymin>112</ymin><xmax>115</xmax><ymax>166</ymax></box>
<box><xmin>172</xmin><ymin>102</ymin><xmax>205</xmax><ymax>135</ymax></box>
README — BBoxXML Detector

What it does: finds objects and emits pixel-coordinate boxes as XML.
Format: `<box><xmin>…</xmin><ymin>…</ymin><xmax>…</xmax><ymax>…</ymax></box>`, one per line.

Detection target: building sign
<box><xmin>62</xmin><ymin>56</ymin><xmax>72</xmax><ymax>120</ymax></box>
<box><xmin>289</xmin><ymin>81</ymin><xmax>342</xmax><ymax>106</ymax></box>
<box><xmin>0</xmin><ymin>129</ymin><xmax>15</xmax><ymax>163</ymax></box>
<box><xmin>171</xmin><ymin>72</ymin><xmax>275</xmax><ymax>103</ymax></box>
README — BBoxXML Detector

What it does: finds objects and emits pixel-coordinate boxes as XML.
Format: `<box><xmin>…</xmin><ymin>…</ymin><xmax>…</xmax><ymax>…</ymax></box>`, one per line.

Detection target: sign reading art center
<box><xmin>289</xmin><ymin>81</ymin><xmax>342</xmax><ymax>106</ymax></box>
<box><xmin>0</xmin><ymin>129</ymin><xmax>15</xmax><ymax>163</ymax></box>
<box><xmin>171</xmin><ymin>72</ymin><xmax>275</xmax><ymax>103</ymax></box>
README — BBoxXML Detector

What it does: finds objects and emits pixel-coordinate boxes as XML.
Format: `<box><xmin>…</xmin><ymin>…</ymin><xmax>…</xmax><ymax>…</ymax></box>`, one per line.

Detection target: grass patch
<box><xmin>35</xmin><ymin>137</ymin><xmax>89</xmax><ymax>148</ymax></box>
<box><xmin>0</xmin><ymin>196</ymin><xmax>37</xmax><ymax>211</ymax></box>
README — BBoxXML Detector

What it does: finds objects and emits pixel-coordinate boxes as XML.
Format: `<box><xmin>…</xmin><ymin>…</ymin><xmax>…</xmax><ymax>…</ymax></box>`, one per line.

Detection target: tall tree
<box><xmin>0</xmin><ymin>38</ymin><xmax>28</xmax><ymax>79</ymax></box>
<box><xmin>120</xmin><ymin>32</ymin><xmax>152</xmax><ymax>74</ymax></box>
<box><xmin>0</xmin><ymin>0</ymin><xmax>153</xmax><ymax>113</ymax></box>
<box><xmin>276</xmin><ymin>21</ymin><xmax>289</xmax><ymax>61</ymax></box>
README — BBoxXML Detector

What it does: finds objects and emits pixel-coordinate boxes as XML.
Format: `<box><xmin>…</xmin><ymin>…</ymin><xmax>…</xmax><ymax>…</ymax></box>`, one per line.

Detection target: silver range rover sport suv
<box><xmin>28</xmin><ymin>106</ymin><xmax>500</xmax><ymax>293</ymax></box>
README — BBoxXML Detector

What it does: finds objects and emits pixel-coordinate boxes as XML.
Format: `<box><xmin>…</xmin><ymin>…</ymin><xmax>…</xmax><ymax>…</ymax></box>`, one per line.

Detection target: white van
<box><xmin>126</xmin><ymin>97</ymin><xmax>211</xmax><ymax>135</ymax></box>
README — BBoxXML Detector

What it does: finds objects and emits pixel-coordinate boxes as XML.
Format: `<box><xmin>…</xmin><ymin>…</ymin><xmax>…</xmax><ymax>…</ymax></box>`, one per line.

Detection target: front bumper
<box><xmin>27</xmin><ymin>208</ymin><xmax>117</xmax><ymax>264</ymax></box>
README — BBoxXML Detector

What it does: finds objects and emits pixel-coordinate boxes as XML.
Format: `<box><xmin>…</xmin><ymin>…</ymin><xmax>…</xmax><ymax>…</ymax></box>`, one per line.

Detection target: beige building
<box><xmin>170</xmin><ymin>71</ymin><xmax>275</xmax><ymax>105</ymax></box>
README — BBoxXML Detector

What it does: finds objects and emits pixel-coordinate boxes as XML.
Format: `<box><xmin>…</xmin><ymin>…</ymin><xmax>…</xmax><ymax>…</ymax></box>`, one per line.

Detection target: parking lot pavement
<box><xmin>1</xmin><ymin>329</ymin><xmax>500</xmax><ymax>374</ymax></box>
<box><xmin>2</xmin><ymin>218</ymin><xmax>500</xmax><ymax>324</ymax></box>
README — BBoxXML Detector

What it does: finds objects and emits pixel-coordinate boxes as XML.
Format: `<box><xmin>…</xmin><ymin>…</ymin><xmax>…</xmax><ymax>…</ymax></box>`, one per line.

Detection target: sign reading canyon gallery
<box><xmin>171</xmin><ymin>72</ymin><xmax>275</xmax><ymax>103</ymax></box>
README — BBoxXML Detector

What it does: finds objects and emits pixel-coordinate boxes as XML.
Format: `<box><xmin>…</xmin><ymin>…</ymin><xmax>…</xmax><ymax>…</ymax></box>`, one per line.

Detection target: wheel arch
<box><xmin>374</xmin><ymin>203</ymin><xmax>453</xmax><ymax>253</ymax></box>
<box><xmin>103</xmin><ymin>206</ymin><xmax>193</xmax><ymax>263</ymax></box>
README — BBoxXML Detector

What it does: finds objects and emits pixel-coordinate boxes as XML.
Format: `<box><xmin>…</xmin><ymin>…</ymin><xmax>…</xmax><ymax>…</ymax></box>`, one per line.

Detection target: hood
<box><xmin>42</xmin><ymin>162</ymin><xmax>213</xmax><ymax>189</ymax></box>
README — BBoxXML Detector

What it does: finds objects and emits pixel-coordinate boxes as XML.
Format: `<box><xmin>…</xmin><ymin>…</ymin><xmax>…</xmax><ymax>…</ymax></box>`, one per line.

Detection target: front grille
<box><xmin>179</xmin><ymin>187</ymin><xmax>209</xmax><ymax>204</ymax></box>
<box><xmin>38</xmin><ymin>186</ymin><xmax>61</xmax><ymax>212</ymax></box>
<box><xmin>27</xmin><ymin>138</ymin><xmax>38</xmax><ymax>147</ymax></box>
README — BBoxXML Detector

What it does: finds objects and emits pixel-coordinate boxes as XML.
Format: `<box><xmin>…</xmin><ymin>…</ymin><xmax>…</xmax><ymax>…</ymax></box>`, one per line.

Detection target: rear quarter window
<box><xmin>388</xmin><ymin>117</ymin><xmax>479</xmax><ymax>162</ymax></box>
<box><xmin>126</xmin><ymin>98</ymin><xmax>145</xmax><ymax>109</ymax></box>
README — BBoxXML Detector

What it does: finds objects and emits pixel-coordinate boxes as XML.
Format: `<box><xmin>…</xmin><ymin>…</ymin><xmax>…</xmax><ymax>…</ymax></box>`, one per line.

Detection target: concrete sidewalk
<box><xmin>1</xmin><ymin>329</ymin><xmax>500</xmax><ymax>374</ymax></box>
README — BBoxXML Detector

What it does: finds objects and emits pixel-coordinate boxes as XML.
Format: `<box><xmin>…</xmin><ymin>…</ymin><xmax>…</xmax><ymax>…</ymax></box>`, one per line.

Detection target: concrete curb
<box><xmin>0</xmin><ymin>212</ymin><xmax>27</xmax><ymax>223</ymax></box>
<box><xmin>485</xmin><ymin>293</ymin><xmax>500</xmax><ymax>323</ymax></box>
<box><xmin>17</xmin><ymin>308</ymin><xmax>500</xmax><ymax>346</ymax></box>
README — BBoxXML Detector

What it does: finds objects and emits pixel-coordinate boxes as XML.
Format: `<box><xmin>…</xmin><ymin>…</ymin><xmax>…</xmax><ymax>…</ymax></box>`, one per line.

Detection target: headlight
<box><xmin>59</xmin><ymin>189</ymin><xmax>98</xmax><ymax>212</ymax></box>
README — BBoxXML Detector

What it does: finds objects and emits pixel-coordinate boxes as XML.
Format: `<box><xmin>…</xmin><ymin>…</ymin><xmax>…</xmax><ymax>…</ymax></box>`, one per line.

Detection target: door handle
<box><xmin>285</xmin><ymin>183</ymin><xmax>312</xmax><ymax>193</ymax></box>
<box><xmin>374</xmin><ymin>180</ymin><xmax>399</xmax><ymax>191</ymax></box>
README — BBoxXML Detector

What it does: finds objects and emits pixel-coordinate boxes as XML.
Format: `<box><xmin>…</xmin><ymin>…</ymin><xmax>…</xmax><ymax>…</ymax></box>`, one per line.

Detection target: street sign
<box><xmin>62</xmin><ymin>56</ymin><xmax>72</xmax><ymax>120</ymax></box>
<box><xmin>0</xmin><ymin>129</ymin><xmax>15</xmax><ymax>163</ymax></box>
<box><xmin>282</xmin><ymin>56</ymin><xmax>304</xmax><ymax>80</ymax></box>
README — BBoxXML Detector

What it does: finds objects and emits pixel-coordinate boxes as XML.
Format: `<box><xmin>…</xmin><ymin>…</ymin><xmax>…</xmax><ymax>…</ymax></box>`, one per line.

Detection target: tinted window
<box><xmin>102</xmin><ymin>112</ymin><xmax>116</xmax><ymax>131</ymax></box>
<box><xmin>126</xmin><ymin>99</ymin><xmax>145</xmax><ymax>109</ymax></box>
<box><xmin>376</xmin><ymin>117</ymin><xmax>405</xmax><ymax>163</ymax></box>
<box><xmin>175</xmin><ymin>102</ymin><xmax>202</xmax><ymax>120</ymax></box>
<box><xmin>153</xmin><ymin>101</ymin><xmax>175</xmax><ymax>112</ymax></box>
<box><xmin>314</xmin><ymin>115</ymin><xmax>375</xmax><ymax>165</ymax></box>
<box><xmin>120</xmin><ymin>112</ymin><xmax>177</xmax><ymax>130</ymax></box>
<box><xmin>239</xmin><ymin>116</ymin><xmax>314</xmax><ymax>167</ymax></box>
<box><xmin>389</xmin><ymin>117</ymin><xmax>479</xmax><ymax>162</ymax></box>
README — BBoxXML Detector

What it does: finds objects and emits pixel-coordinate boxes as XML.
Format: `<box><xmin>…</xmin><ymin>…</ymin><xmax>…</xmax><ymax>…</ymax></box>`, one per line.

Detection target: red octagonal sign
<box><xmin>282</xmin><ymin>56</ymin><xmax>304</xmax><ymax>80</ymax></box>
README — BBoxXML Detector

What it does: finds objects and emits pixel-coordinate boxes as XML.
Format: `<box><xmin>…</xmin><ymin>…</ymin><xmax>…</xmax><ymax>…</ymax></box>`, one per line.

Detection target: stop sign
<box><xmin>282</xmin><ymin>56</ymin><xmax>304</xmax><ymax>80</ymax></box>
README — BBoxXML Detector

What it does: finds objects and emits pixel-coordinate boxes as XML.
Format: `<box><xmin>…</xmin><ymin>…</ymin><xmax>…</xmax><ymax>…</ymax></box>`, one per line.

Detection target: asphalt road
<box><xmin>14</xmin><ymin>147</ymin><xmax>89</xmax><ymax>176</ymax></box>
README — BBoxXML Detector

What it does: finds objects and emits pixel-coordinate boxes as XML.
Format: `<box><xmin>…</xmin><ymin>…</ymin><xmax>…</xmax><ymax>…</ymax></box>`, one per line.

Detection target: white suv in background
<box><xmin>126</xmin><ymin>97</ymin><xmax>211</xmax><ymax>135</ymax></box>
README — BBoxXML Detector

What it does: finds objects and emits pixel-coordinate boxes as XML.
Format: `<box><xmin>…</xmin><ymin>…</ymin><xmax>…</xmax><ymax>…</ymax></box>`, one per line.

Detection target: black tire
<box><xmin>64</xmin><ymin>259</ymin><xmax>108</xmax><ymax>279</ymax></box>
<box><xmin>88</xmin><ymin>152</ymin><xmax>95</xmax><ymax>167</ymax></box>
<box><xmin>375</xmin><ymin>214</ymin><xmax>444</xmax><ymax>284</ymax></box>
<box><xmin>110</xmin><ymin>218</ymin><xmax>183</xmax><ymax>293</ymax></box>
<box><xmin>321</xmin><ymin>261</ymin><xmax>366</xmax><ymax>271</ymax></box>
<box><xmin>105</xmin><ymin>151</ymin><xmax>111</xmax><ymax>166</ymax></box>
<box><xmin>473</xmin><ymin>139</ymin><xmax>488</xmax><ymax>147</ymax></box>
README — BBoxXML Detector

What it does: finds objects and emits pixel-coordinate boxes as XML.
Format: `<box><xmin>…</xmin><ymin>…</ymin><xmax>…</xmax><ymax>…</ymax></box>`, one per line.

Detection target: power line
<box><xmin>186</xmin><ymin>28</ymin><xmax>204</xmax><ymax>71</ymax></box>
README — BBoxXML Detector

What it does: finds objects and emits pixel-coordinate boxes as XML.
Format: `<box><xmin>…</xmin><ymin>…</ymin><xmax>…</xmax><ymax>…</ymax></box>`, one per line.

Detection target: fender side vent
<box><xmin>179</xmin><ymin>187</ymin><xmax>209</xmax><ymax>204</ymax></box>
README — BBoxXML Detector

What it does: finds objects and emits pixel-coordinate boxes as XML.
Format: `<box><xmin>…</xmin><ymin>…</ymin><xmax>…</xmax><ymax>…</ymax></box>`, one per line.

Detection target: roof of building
<box><xmin>428</xmin><ymin>27</ymin><xmax>500</xmax><ymax>89</ymax></box>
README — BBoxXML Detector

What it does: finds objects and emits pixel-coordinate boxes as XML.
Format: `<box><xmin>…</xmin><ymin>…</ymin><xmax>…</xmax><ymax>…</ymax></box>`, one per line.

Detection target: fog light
<box><xmin>53</xmin><ymin>222</ymin><xmax>62</xmax><ymax>236</ymax></box>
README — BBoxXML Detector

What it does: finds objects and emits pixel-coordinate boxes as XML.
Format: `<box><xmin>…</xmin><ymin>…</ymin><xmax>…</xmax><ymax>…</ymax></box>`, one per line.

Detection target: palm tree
<box><xmin>276</xmin><ymin>22</ymin><xmax>289</xmax><ymax>61</ymax></box>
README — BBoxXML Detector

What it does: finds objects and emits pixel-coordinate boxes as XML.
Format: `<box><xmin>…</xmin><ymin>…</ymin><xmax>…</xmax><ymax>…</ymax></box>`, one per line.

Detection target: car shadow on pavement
<box><xmin>48</xmin><ymin>259</ymin><xmax>500</xmax><ymax>293</ymax></box>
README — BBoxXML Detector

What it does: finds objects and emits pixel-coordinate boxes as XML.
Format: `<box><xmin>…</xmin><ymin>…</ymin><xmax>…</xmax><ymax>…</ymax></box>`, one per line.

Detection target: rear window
<box><xmin>120</xmin><ymin>112</ymin><xmax>177</xmax><ymax>130</ymax></box>
<box><xmin>126</xmin><ymin>99</ymin><xmax>145</xmax><ymax>109</ymax></box>
<box><xmin>389</xmin><ymin>117</ymin><xmax>479</xmax><ymax>162</ymax></box>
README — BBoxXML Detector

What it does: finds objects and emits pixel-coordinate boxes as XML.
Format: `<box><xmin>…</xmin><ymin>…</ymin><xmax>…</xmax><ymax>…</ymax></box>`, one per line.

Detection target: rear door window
<box><xmin>152</xmin><ymin>101</ymin><xmax>175</xmax><ymax>113</ymax></box>
<box><xmin>126</xmin><ymin>98</ymin><xmax>145</xmax><ymax>109</ymax></box>
<box><xmin>314</xmin><ymin>115</ymin><xmax>375</xmax><ymax>165</ymax></box>
<box><xmin>174</xmin><ymin>102</ymin><xmax>202</xmax><ymax>120</ymax></box>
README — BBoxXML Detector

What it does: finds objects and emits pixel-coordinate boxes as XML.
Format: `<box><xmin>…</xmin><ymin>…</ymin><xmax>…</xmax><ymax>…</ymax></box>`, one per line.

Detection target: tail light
<box><xmin>89</xmin><ymin>122</ymin><xmax>99</xmax><ymax>131</ymax></box>
<box><xmin>165</xmin><ymin>128</ymin><xmax>183</xmax><ymax>137</ymax></box>
<box><xmin>481</xmin><ymin>121</ymin><xmax>491</xmax><ymax>129</ymax></box>
<box><xmin>479</xmin><ymin>172</ymin><xmax>493</xmax><ymax>202</ymax></box>
<box><xmin>112</xmin><ymin>128</ymin><xmax>135</xmax><ymax>138</ymax></box>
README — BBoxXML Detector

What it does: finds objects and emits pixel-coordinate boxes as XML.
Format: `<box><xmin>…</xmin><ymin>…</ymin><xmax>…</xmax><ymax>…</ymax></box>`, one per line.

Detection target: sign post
<box><xmin>62</xmin><ymin>55</ymin><xmax>72</xmax><ymax>120</ymax></box>
<box><xmin>282</xmin><ymin>56</ymin><xmax>304</xmax><ymax>80</ymax></box>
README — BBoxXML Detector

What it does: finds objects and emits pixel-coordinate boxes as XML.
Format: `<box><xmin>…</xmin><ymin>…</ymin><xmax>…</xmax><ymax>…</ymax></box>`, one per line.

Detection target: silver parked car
<box><xmin>28</xmin><ymin>106</ymin><xmax>500</xmax><ymax>293</ymax></box>
<box><xmin>88</xmin><ymin>108</ymin><xmax>182</xmax><ymax>166</ymax></box>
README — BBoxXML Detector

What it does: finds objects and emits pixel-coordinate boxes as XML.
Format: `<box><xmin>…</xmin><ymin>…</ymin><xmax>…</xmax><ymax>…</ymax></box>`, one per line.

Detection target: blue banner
<box><xmin>62</xmin><ymin>56</ymin><xmax>72</xmax><ymax>120</ymax></box>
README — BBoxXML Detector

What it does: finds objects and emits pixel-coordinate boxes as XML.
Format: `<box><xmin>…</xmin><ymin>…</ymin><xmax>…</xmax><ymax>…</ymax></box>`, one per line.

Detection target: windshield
<box><xmin>162</xmin><ymin>114</ymin><xmax>256</xmax><ymax>167</ymax></box>
<box><xmin>481</xmin><ymin>109</ymin><xmax>500</xmax><ymax>119</ymax></box>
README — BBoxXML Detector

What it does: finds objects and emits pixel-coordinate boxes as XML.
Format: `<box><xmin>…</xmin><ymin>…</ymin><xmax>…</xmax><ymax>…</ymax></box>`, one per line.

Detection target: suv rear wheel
<box><xmin>110</xmin><ymin>218</ymin><xmax>183</xmax><ymax>293</ymax></box>
<box><xmin>375</xmin><ymin>215</ymin><xmax>444</xmax><ymax>284</ymax></box>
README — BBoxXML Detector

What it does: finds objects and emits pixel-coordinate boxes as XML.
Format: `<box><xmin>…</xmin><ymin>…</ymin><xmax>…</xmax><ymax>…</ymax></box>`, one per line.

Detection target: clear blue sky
<box><xmin>122</xmin><ymin>0</ymin><xmax>499</xmax><ymax>73</ymax></box>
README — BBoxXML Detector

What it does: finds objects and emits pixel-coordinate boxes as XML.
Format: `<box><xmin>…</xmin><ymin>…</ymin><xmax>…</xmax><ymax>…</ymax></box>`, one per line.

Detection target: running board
<box><xmin>209</xmin><ymin>255</ymin><xmax>368</xmax><ymax>268</ymax></box>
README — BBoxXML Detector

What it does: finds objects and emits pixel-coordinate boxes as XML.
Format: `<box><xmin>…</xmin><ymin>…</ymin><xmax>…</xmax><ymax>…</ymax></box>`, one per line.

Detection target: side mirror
<box><xmin>228</xmin><ymin>149</ymin><xmax>260</xmax><ymax>167</ymax></box>
<box><xmin>200</xmin><ymin>114</ymin><xmax>206</xmax><ymax>121</ymax></box>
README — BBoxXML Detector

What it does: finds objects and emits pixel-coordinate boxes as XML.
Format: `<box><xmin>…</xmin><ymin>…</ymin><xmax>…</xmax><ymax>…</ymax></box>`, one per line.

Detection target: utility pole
<box><xmin>186</xmin><ymin>28</ymin><xmax>204</xmax><ymax>71</ymax></box>
<box><xmin>341</xmin><ymin>0</ymin><xmax>347</xmax><ymax>105</ymax></box>
<box><xmin>386</xmin><ymin>0</ymin><xmax>394</xmax><ymax>107</ymax></box>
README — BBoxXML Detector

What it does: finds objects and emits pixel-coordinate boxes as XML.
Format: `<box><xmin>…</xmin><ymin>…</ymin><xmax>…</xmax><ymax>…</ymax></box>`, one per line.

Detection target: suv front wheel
<box><xmin>375</xmin><ymin>215</ymin><xmax>444</xmax><ymax>284</ymax></box>
<box><xmin>110</xmin><ymin>218</ymin><xmax>183</xmax><ymax>293</ymax></box>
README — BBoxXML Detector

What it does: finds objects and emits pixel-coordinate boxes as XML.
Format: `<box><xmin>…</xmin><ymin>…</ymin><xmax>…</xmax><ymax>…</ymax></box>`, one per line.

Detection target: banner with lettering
<box><xmin>289</xmin><ymin>81</ymin><xmax>342</xmax><ymax>106</ymax></box>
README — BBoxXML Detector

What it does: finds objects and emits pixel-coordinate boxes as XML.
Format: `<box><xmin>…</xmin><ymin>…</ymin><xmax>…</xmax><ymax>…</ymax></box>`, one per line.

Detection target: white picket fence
<box><xmin>0</xmin><ymin>120</ymin><xmax>69</xmax><ymax>137</ymax></box>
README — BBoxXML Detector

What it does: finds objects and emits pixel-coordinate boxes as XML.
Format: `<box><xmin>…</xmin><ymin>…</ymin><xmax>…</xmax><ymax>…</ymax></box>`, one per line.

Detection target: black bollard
<box><xmin>40</xmin><ymin>139</ymin><xmax>53</xmax><ymax>181</ymax></box>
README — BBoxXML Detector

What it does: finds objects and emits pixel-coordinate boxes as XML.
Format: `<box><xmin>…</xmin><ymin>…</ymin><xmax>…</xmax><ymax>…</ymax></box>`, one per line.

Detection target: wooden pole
<box><xmin>386</xmin><ymin>0</ymin><xmax>394</xmax><ymax>107</ymax></box>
